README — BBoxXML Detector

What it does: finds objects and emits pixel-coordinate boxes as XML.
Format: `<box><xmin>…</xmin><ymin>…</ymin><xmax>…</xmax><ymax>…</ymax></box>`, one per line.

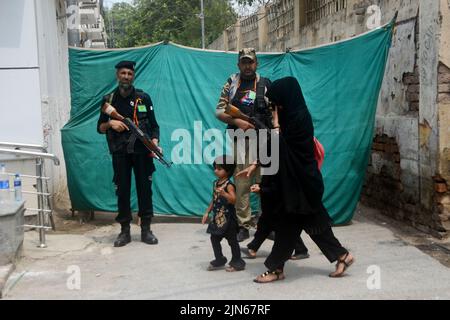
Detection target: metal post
<box><xmin>36</xmin><ymin>157</ymin><xmax>47</xmax><ymax>248</ymax></box>
<box><xmin>110</xmin><ymin>7</ymin><xmax>115</xmax><ymax>48</ymax></box>
<box><xmin>200</xmin><ymin>0</ymin><xmax>205</xmax><ymax>49</ymax></box>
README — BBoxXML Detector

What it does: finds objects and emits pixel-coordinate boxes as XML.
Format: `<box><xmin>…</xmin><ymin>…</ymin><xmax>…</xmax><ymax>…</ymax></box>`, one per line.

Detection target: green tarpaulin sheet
<box><xmin>62</xmin><ymin>21</ymin><xmax>393</xmax><ymax>224</ymax></box>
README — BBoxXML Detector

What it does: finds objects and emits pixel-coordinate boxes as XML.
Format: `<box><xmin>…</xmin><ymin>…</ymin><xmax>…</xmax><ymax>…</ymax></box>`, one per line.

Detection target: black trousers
<box><xmin>264</xmin><ymin>216</ymin><xmax>348</xmax><ymax>271</ymax></box>
<box><xmin>112</xmin><ymin>152</ymin><xmax>155</xmax><ymax>225</ymax></box>
<box><xmin>210</xmin><ymin>223</ymin><xmax>245</xmax><ymax>270</ymax></box>
<box><xmin>247</xmin><ymin>211</ymin><xmax>309</xmax><ymax>255</ymax></box>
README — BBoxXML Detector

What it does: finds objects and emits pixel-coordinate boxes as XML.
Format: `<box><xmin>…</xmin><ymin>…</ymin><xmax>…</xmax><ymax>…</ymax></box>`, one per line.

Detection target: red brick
<box><xmin>379</xmin><ymin>134</ymin><xmax>390</xmax><ymax>144</ymax></box>
<box><xmin>403</xmin><ymin>74</ymin><xmax>420</xmax><ymax>85</ymax></box>
<box><xmin>433</xmin><ymin>175</ymin><xmax>446</xmax><ymax>183</ymax></box>
<box><xmin>439</xmin><ymin>73</ymin><xmax>450</xmax><ymax>83</ymax></box>
<box><xmin>372</xmin><ymin>142</ymin><xmax>384</xmax><ymax>151</ymax></box>
<box><xmin>435</xmin><ymin>182</ymin><xmax>448</xmax><ymax>193</ymax></box>
<box><xmin>438</xmin><ymin>93</ymin><xmax>450</xmax><ymax>103</ymax></box>
<box><xmin>407</xmin><ymin>84</ymin><xmax>420</xmax><ymax>93</ymax></box>
<box><xmin>438</xmin><ymin>63</ymin><xmax>450</xmax><ymax>74</ymax></box>
<box><xmin>409</xmin><ymin>102</ymin><xmax>419</xmax><ymax>111</ymax></box>
<box><xmin>436</xmin><ymin>195</ymin><xmax>450</xmax><ymax>205</ymax></box>
<box><xmin>438</xmin><ymin>84</ymin><xmax>450</xmax><ymax>93</ymax></box>
<box><xmin>385</xmin><ymin>144</ymin><xmax>399</xmax><ymax>153</ymax></box>
<box><xmin>406</xmin><ymin>92</ymin><xmax>419</xmax><ymax>102</ymax></box>
<box><xmin>441</xmin><ymin>220</ymin><xmax>450</xmax><ymax>231</ymax></box>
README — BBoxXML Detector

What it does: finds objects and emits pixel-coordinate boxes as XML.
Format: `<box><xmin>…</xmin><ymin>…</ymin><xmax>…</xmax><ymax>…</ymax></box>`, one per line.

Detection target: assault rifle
<box><xmin>224</xmin><ymin>104</ymin><xmax>269</xmax><ymax>130</ymax></box>
<box><xmin>102</xmin><ymin>103</ymin><xmax>172</xmax><ymax>168</ymax></box>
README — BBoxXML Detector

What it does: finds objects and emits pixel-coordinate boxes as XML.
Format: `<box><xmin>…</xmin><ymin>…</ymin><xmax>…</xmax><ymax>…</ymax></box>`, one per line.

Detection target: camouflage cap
<box><xmin>238</xmin><ymin>48</ymin><xmax>257</xmax><ymax>62</ymax></box>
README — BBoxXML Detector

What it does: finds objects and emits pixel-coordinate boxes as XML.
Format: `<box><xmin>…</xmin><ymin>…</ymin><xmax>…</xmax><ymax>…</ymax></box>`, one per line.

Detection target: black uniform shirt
<box><xmin>97</xmin><ymin>86</ymin><xmax>160</xmax><ymax>154</ymax></box>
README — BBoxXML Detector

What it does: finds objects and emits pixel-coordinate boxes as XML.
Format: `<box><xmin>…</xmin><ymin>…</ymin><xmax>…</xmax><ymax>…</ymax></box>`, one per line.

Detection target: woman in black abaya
<box><xmin>238</xmin><ymin>77</ymin><xmax>354</xmax><ymax>283</ymax></box>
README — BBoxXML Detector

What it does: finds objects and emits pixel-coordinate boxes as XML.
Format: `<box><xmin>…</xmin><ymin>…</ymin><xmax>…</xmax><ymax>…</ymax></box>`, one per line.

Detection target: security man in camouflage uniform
<box><xmin>215</xmin><ymin>48</ymin><xmax>272</xmax><ymax>242</ymax></box>
<box><xmin>97</xmin><ymin>60</ymin><xmax>160</xmax><ymax>247</ymax></box>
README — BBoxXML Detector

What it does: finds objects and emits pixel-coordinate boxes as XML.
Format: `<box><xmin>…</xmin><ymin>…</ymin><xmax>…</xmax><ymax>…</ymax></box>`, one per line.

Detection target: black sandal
<box><xmin>329</xmin><ymin>252</ymin><xmax>354</xmax><ymax>278</ymax></box>
<box><xmin>253</xmin><ymin>270</ymin><xmax>285</xmax><ymax>283</ymax></box>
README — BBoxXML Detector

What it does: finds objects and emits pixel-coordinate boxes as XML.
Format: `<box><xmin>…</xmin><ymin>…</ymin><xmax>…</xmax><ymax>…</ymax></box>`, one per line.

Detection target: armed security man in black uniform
<box><xmin>97</xmin><ymin>60</ymin><xmax>160</xmax><ymax>247</ymax></box>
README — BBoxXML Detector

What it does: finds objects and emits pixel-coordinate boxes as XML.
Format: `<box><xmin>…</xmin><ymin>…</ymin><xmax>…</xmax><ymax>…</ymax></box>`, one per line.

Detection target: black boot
<box><xmin>141</xmin><ymin>219</ymin><xmax>158</xmax><ymax>245</ymax></box>
<box><xmin>114</xmin><ymin>223</ymin><xmax>131</xmax><ymax>247</ymax></box>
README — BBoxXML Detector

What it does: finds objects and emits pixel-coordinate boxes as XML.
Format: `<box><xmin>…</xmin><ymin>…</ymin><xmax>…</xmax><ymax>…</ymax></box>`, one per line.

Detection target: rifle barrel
<box><xmin>102</xmin><ymin>107</ymin><xmax>172</xmax><ymax>167</ymax></box>
<box><xmin>123</xmin><ymin>118</ymin><xmax>172</xmax><ymax>167</ymax></box>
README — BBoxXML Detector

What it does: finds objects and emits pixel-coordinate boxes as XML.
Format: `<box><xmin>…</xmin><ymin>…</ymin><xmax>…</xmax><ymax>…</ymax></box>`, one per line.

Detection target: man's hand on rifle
<box><xmin>150</xmin><ymin>138</ymin><xmax>163</xmax><ymax>157</ymax></box>
<box><xmin>233</xmin><ymin>118</ymin><xmax>255</xmax><ymax>131</ymax></box>
<box><xmin>109</xmin><ymin>119</ymin><xmax>129</xmax><ymax>133</ymax></box>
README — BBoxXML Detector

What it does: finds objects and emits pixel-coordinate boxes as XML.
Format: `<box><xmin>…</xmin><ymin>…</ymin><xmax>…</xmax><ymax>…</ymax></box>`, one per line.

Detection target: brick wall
<box><xmin>362</xmin><ymin>135</ymin><xmax>404</xmax><ymax>218</ymax></box>
<box><xmin>403</xmin><ymin>18</ymin><xmax>420</xmax><ymax>112</ymax></box>
<box><xmin>439</xmin><ymin>63</ymin><xmax>450</xmax><ymax>103</ymax></box>
<box><xmin>361</xmin><ymin>13</ymin><xmax>450</xmax><ymax>238</ymax></box>
<box><xmin>435</xmin><ymin>62</ymin><xmax>450</xmax><ymax>233</ymax></box>
<box><xmin>362</xmin><ymin>60</ymin><xmax>450</xmax><ymax>238</ymax></box>
<box><xmin>362</xmin><ymin>132</ymin><xmax>450</xmax><ymax>237</ymax></box>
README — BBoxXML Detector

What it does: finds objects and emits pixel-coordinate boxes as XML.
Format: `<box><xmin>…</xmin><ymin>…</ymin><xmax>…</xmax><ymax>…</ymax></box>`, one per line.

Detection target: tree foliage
<box><xmin>104</xmin><ymin>0</ymin><xmax>237</xmax><ymax>48</ymax></box>
<box><xmin>235</xmin><ymin>0</ymin><xmax>270</xmax><ymax>6</ymax></box>
<box><xmin>235</xmin><ymin>0</ymin><xmax>272</xmax><ymax>7</ymax></box>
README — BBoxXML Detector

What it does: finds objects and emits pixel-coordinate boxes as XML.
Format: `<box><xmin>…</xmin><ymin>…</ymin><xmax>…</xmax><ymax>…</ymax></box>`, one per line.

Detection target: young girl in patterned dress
<box><xmin>202</xmin><ymin>155</ymin><xmax>246</xmax><ymax>272</ymax></box>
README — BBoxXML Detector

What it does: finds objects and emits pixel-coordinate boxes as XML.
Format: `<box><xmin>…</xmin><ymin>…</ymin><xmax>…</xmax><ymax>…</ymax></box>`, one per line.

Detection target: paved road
<box><xmin>3</xmin><ymin>207</ymin><xmax>450</xmax><ymax>300</ymax></box>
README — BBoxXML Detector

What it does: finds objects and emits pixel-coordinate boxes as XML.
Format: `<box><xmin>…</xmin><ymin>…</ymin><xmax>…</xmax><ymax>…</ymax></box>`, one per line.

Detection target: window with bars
<box><xmin>267</xmin><ymin>0</ymin><xmax>295</xmax><ymax>41</ymax></box>
<box><xmin>306</xmin><ymin>0</ymin><xmax>347</xmax><ymax>24</ymax></box>
<box><xmin>227</xmin><ymin>25</ymin><xmax>238</xmax><ymax>50</ymax></box>
<box><xmin>241</xmin><ymin>14</ymin><xmax>259</xmax><ymax>48</ymax></box>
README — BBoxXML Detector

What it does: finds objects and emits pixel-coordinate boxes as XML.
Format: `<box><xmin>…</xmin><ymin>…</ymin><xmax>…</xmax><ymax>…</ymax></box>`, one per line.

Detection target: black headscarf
<box><xmin>265</xmin><ymin>77</ymin><xmax>331</xmax><ymax>234</ymax></box>
<box><xmin>266</xmin><ymin>77</ymin><xmax>307</xmax><ymax>128</ymax></box>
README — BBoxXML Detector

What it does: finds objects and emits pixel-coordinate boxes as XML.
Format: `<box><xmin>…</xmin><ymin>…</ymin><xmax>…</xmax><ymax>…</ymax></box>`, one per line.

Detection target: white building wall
<box><xmin>35</xmin><ymin>0</ymin><xmax>72</xmax><ymax>208</ymax></box>
<box><xmin>0</xmin><ymin>0</ymin><xmax>71</xmax><ymax>212</ymax></box>
<box><xmin>0</xmin><ymin>0</ymin><xmax>43</xmax><ymax>145</ymax></box>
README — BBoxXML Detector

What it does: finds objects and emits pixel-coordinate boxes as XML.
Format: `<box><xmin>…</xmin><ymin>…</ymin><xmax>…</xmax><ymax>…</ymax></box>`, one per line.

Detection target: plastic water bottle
<box><xmin>0</xmin><ymin>163</ymin><xmax>10</xmax><ymax>203</ymax></box>
<box><xmin>14</xmin><ymin>173</ymin><xmax>22</xmax><ymax>202</ymax></box>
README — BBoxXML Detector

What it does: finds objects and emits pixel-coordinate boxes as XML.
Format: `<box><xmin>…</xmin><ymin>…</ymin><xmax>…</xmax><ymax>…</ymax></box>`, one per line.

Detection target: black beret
<box><xmin>115</xmin><ymin>60</ymin><xmax>136</xmax><ymax>70</ymax></box>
